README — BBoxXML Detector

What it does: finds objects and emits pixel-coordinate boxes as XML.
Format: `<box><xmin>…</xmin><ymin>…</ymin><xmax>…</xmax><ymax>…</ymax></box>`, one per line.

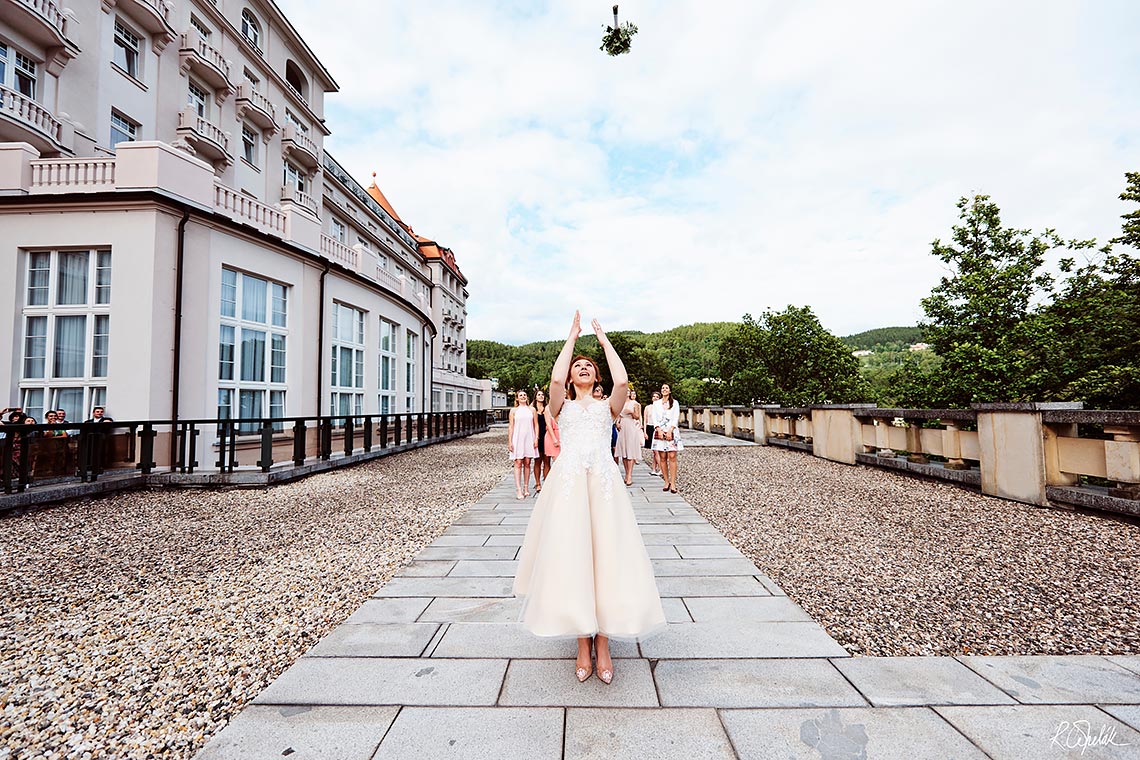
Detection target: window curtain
<box><xmin>240</xmin><ymin>329</ymin><xmax>265</xmax><ymax>382</ymax></box>
<box><xmin>53</xmin><ymin>315</ymin><xmax>86</xmax><ymax>378</ymax></box>
<box><xmin>57</xmin><ymin>252</ymin><xmax>89</xmax><ymax>305</ymax></box>
<box><xmin>242</xmin><ymin>275</ymin><xmax>267</xmax><ymax>323</ymax></box>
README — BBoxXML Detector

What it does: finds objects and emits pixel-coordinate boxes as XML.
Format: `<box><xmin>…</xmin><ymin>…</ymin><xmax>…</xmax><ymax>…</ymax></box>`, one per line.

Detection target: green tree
<box><xmin>718</xmin><ymin>307</ymin><xmax>868</xmax><ymax>406</ymax></box>
<box><xmin>917</xmin><ymin>194</ymin><xmax>1097</xmax><ymax>406</ymax></box>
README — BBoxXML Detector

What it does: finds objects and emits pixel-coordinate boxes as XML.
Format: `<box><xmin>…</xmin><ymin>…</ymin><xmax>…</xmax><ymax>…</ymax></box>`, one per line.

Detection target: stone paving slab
<box><xmin>651</xmin><ymin>558</ymin><xmax>765</xmax><ymax>576</ymax></box>
<box><xmin>655</xmin><ymin>576</ymin><xmax>772</xmax><ymax>597</ymax></box>
<box><xmin>373</xmin><ymin>707</ymin><xmax>563</xmax><ymax>760</ymax></box>
<box><xmin>1110</xmin><ymin>656</ymin><xmax>1140</xmax><ymax>678</ymax></box>
<box><xmin>683</xmin><ymin>596</ymin><xmax>813</xmax><ymax>623</ymax></box>
<box><xmin>443</xmin><ymin>524</ymin><xmax>527</xmax><ymax>535</ymax></box>
<box><xmin>448</xmin><ymin>560</ymin><xmax>520</xmax><ymax>577</ymax></box>
<box><xmin>662</xmin><ymin>597</ymin><xmax>692</xmax><ymax>623</ymax></box>
<box><xmin>398</xmin><ymin>560</ymin><xmax>457</xmax><ymax>577</ymax></box>
<box><xmin>958</xmin><ymin>655</ymin><xmax>1140</xmax><ymax>704</ymax></box>
<box><xmin>640</xmin><ymin>532</ymin><xmax>732</xmax><ymax>546</ymax></box>
<box><xmin>639</xmin><ymin>622</ymin><xmax>849</xmax><ymax>659</ymax></box>
<box><xmin>720</xmin><ymin>706</ymin><xmax>990</xmax><ymax>759</ymax></box>
<box><xmin>674</xmin><ymin>545</ymin><xmax>747</xmax><ymax>559</ymax></box>
<box><xmin>482</xmin><ymin>534</ymin><xmax>526</xmax><ymax>546</ymax></box>
<box><xmin>565</xmin><ymin>707</ymin><xmax>736</xmax><ymax>759</ymax></box>
<box><xmin>345</xmin><ymin>598</ymin><xmax>432</xmax><ymax>625</ymax></box>
<box><xmin>934</xmin><ymin>704</ymin><xmax>1140</xmax><ymax>759</ymax></box>
<box><xmin>307</xmin><ymin>623</ymin><xmax>441</xmax><ymax>658</ymax></box>
<box><xmin>253</xmin><ymin>658</ymin><xmax>507</xmax><ymax>706</ymax></box>
<box><xmin>196</xmin><ymin>706</ymin><xmax>399</xmax><ymax>760</ymax></box>
<box><xmin>417</xmin><ymin>546</ymin><xmax>517</xmax><ymax>560</ymax></box>
<box><xmin>1102</xmin><ymin>705</ymin><xmax>1140</xmax><ymax>733</ymax></box>
<box><xmin>499</xmin><ymin>659</ymin><xmax>659</xmax><ymax>707</ymax></box>
<box><xmin>431</xmin><ymin>623</ymin><xmax>639</xmax><ymax>659</ymax></box>
<box><xmin>655</xmin><ymin>659</ymin><xmax>866</xmax><ymax>708</ymax></box>
<box><xmin>833</xmin><ymin>656</ymin><xmax>1020</xmax><ymax>707</ymax></box>
<box><xmin>374</xmin><ymin>577</ymin><xmax>516</xmax><ymax>598</ymax></box>
<box><xmin>417</xmin><ymin>596</ymin><xmax>524</xmax><ymax>623</ymax></box>
<box><xmin>425</xmin><ymin>534</ymin><xmax>490</xmax><ymax>547</ymax></box>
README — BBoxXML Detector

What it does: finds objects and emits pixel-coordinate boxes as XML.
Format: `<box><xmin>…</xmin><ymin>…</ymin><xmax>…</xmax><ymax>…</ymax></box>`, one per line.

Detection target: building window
<box><xmin>378</xmin><ymin>318</ymin><xmax>397</xmax><ymax>415</ymax></box>
<box><xmin>331</xmin><ymin>218</ymin><xmax>346</xmax><ymax>243</ymax></box>
<box><xmin>241</xmin><ymin>124</ymin><xmax>258</xmax><ymax>165</ymax></box>
<box><xmin>284</xmin><ymin>109</ymin><xmax>308</xmax><ymax>134</ymax></box>
<box><xmin>190</xmin><ymin>15</ymin><xmax>212</xmax><ymax>39</ymax></box>
<box><xmin>113</xmin><ymin>19</ymin><xmax>141</xmax><ymax>78</ymax></box>
<box><xmin>331</xmin><ymin>303</ymin><xmax>365</xmax><ymax>421</ymax></box>
<box><xmin>283</xmin><ymin>161</ymin><xmax>306</xmax><ymax>194</ymax></box>
<box><xmin>12</xmin><ymin>50</ymin><xmax>36</xmax><ymax>99</ymax></box>
<box><xmin>219</xmin><ymin>268</ymin><xmax>288</xmax><ymax>432</ymax></box>
<box><xmin>109</xmin><ymin>110</ymin><xmax>137</xmax><ymax>149</ymax></box>
<box><xmin>240</xmin><ymin>9</ymin><xmax>261</xmax><ymax>49</ymax></box>
<box><xmin>19</xmin><ymin>250</ymin><xmax>112</xmax><ymax>424</ymax></box>
<box><xmin>445</xmin><ymin>390</ymin><xmax>454</xmax><ymax>412</ymax></box>
<box><xmin>187</xmin><ymin>80</ymin><xmax>208</xmax><ymax>118</ymax></box>
<box><xmin>284</xmin><ymin>60</ymin><xmax>307</xmax><ymax>100</ymax></box>
<box><xmin>243</xmin><ymin>68</ymin><xmax>259</xmax><ymax>88</ymax></box>
<box><xmin>405</xmin><ymin>330</ymin><xmax>416</xmax><ymax>412</ymax></box>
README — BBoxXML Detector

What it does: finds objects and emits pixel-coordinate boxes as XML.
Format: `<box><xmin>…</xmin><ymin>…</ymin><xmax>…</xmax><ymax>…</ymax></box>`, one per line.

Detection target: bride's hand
<box><xmin>592</xmin><ymin>318</ymin><xmax>608</xmax><ymax>346</ymax></box>
<box><xmin>567</xmin><ymin>310</ymin><xmax>581</xmax><ymax>342</ymax></box>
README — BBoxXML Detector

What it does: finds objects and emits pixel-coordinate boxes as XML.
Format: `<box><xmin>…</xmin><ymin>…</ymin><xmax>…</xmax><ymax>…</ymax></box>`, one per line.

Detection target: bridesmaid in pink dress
<box><xmin>613</xmin><ymin>387</ymin><xmax>644</xmax><ymax>486</ymax></box>
<box><xmin>508</xmin><ymin>389</ymin><xmax>539</xmax><ymax>500</ymax></box>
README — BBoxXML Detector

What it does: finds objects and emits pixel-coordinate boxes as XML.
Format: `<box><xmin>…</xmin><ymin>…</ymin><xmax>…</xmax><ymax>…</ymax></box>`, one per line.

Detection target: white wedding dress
<box><xmin>513</xmin><ymin>399</ymin><xmax>667</xmax><ymax>640</ymax></box>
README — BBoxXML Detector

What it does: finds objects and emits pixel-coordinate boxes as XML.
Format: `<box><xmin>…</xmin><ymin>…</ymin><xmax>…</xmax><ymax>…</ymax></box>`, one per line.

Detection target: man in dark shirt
<box><xmin>85</xmin><ymin>406</ymin><xmax>114</xmax><ymax>424</ymax></box>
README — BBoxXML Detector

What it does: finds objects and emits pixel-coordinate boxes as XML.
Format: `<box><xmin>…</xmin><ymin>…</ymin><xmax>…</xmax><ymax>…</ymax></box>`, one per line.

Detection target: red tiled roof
<box><xmin>366</xmin><ymin>172</ymin><xmax>466</xmax><ymax>284</ymax></box>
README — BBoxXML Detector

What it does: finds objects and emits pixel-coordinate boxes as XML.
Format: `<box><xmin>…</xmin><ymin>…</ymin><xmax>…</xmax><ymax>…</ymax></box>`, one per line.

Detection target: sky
<box><xmin>277</xmin><ymin>0</ymin><xmax>1140</xmax><ymax>345</ymax></box>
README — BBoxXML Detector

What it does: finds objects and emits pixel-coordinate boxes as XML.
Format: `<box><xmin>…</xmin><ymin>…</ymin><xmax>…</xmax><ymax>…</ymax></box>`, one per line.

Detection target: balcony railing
<box><xmin>282</xmin><ymin>124</ymin><xmax>320</xmax><ymax>169</ymax></box>
<box><xmin>280</xmin><ymin>183</ymin><xmax>318</xmax><ymax>216</ymax></box>
<box><xmin>682</xmin><ymin>403</ymin><xmax>1140</xmax><ymax>519</ymax></box>
<box><xmin>0</xmin><ymin>411</ymin><xmax>490</xmax><ymax>508</ymax></box>
<box><xmin>0</xmin><ymin>84</ymin><xmax>63</xmax><ymax>143</ymax></box>
<box><xmin>235</xmin><ymin>83</ymin><xmax>277</xmax><ymax>132</ymax></box>
<box><xmin>215</xmin><ymin>181</ymin><xmax>286</xmax><ymax>236</ymax></box>
<box><xmin>375</xmin><ymin>265</ymin><xmax>402</xmax><ymax>293</ymax></box>
<box><xmin>177</xmin><ymin>107</ymin><xmax>231</xmax><ymax>164</ymax></box>
<box><xmin>320</xmin><ymin>234</ymin><xmax>359</xmax><ymax>269</ymax></box>
<box><xmin>178</xmin><ymin>28</ymin><xmax>233</xmax><ymax>98</ymax></box>
<box><xmin>30</xmin><ymin>157</ymin><xmax>116</xmax><ymax>192</ymax></box>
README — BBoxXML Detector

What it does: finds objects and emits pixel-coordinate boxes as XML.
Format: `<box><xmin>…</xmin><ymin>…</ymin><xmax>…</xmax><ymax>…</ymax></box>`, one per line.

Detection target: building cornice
<box><xmin>0</xmin><ymin>190</ymin><xmax>435</xmax><ymax>333</ymax></box>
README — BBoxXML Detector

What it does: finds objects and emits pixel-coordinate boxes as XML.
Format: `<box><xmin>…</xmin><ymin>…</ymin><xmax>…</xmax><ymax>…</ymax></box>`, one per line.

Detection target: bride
<box><xmin>512</xmin><ymin>311</ymin><xmax>666</xmax><ymax>684</ymax></box>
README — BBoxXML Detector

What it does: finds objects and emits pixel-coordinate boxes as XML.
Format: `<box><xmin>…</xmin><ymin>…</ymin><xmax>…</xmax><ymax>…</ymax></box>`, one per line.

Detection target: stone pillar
<box><xmin>973</xmin><ymin>403</ymin><xmax>1082</xmax><ymax>506</ymax></box>
<box><xmin>1105</xmin><ymin>425</ymin><xmax>1140</xmax><ymax>500</ymax></box>
<box><xmin>755</xmin><ymin>405</ymin><xmax>779</xmax><ymax>444</ymax></box>
<box><xmin>875</xmin><ymin>418</ymin><xmax>896</xmax><ymax>457</ymax></box>
<box><xmin>724</xmin><ymin>407</ymin><xmax>736</xmax><ymax>439</ymax></box>
<box><xmin>1043</xmin><ymin>421</ymin><xmax>1079</xmax><ymax>487</ymax></box>
<box><xmin>701</xmin><ymin>408</ymin><xmax>712</xmax><ymax>433</ymax></box>
<box><xmin>941</xmin><ymin>419</ymin><xmax>969</xmax><ymax>470</ymax></box>
<box><xmin>0</xmin><ymin>142</ymin><xmax>39</xmax><ymax>195</ymax></box>
<box><xmin>810</xmin><ymin>405</ymin><xmax>876</xmax><ymax>465</ymax></box>
<box><xmin>905</xmin><ymin>422</ymin><xmax>929</xmax><ymax>464</ymax></box>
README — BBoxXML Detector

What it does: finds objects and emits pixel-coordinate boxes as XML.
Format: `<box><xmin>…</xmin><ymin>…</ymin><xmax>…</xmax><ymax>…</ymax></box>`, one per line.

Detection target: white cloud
<box><xmin>279</xmin><ymin>0</ymin><xmax>1140</xmax><ymax>343</ymax></box>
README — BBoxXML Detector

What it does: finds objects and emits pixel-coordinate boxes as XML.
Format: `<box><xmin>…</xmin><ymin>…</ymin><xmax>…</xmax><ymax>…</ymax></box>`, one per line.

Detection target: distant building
<box><xmin>908</xmin><ymin>343</ymin><xmax>931</xmax><ymax>352</ymax></box>
<box><xmin>852</xmin><ymin>350</ymin><xmax>873</xmax><ymax>357</ymax></box>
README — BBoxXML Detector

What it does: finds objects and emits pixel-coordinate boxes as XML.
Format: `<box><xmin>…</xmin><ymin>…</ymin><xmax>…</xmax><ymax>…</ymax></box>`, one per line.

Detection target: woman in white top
<box><xmin>650</xmin><ymin>384</ymin><xmax>682</xmax><ymax>493</ymax></box>
<box><xmin>643</xmin><ymin>390</ymin><xmax>661</xmax><ymax>476</ymax></box>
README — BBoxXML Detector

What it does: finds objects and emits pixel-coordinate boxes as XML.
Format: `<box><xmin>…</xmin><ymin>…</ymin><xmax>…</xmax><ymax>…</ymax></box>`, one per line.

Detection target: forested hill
<box><xmin>467</xmin><ymin>322</ymin><xmax>736</xmax><ymax>394</ymax></box>
<box><xmin>840</xmin><ymin>326</ymin><xmax>924</xmax><ymax>351</ymax></box>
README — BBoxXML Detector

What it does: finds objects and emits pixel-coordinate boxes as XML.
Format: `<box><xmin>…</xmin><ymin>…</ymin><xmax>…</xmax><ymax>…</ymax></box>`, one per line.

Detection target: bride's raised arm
<box><xmin>593</xmin><ymin>319</ymin><xmax>629</xmax><ymax>419</ymax></box>
<box><xmin>548</xmin><ymin>311</ymin><xmax>580</xmax><ymax>418</ymax></box>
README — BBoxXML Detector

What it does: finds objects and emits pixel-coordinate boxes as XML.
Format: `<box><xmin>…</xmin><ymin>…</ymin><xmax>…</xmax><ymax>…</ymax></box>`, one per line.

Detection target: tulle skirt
<box><xmin>513</xmin><ymin>457</ymin><xmax>667</xmax><ymax>641</ymax></box>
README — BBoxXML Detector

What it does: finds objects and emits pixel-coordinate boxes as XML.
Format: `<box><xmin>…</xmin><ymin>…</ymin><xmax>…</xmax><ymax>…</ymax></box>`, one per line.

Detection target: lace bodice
<box><xmin>556</xmin><ymin>400</ymin><xmax>617</xmax><ymax>473</ymax></box>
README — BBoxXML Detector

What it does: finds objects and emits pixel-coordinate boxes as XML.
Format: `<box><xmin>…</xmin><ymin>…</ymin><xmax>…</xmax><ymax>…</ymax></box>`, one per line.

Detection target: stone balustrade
<box><xmin>30</xmin><ymin>157</ymin><xmax>116</xmax><ymax>192</ymax></box>
<box><xmin>319</xmin><ymin>233</ymin><xmax>359</xmax><ymax>269</ymax></box>
<box><xmin>215</xmin><ymin>181</ymin><xmax>286</xmax><ymax>236</ymax></box>
<box><xmin>682</xmin><ymin>403</ymin><xmax>1140</xmax><ymax>518</ymax></box>
<box><xmin>1</xmin><ymin>84</ymin><xmax>64</xmax><ymax>143</ymax></box>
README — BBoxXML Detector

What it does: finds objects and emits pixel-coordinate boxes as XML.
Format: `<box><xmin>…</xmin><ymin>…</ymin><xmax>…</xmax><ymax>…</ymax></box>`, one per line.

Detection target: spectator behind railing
<box><xmin>85</xmin><ymin>406</ymin><xmax>114</xmax><ymax>424</ymax></box>
<box><xmin>56</xmin><ymin>408</ymin><xmax>79</xmax><ymax>437</ymax></box>
<box><xmin>3</xmin><ymin>410</ymin><xmax>37</xmax><ymax>476</ymax></box>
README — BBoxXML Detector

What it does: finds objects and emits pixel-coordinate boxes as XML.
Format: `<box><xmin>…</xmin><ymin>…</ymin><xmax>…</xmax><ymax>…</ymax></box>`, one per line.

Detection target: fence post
<box><xmin>379</xmin><ymin>415</ymin><xmax>388</xmax><ymax>449</ymax></box>
<box><xmin>344</xmin><ymin>416</ymin><xmax>355</xmax><ymax>458</ymax></box>
<box><xmin>138</xmin><ymin>423</ymin><xmax>157</xmax><ymax>474</ymax></box>
<box><xmin>363</xmin><ymin>415</ymin><xmax>373</xmax><ymax>452</ymax></box>
<box><xmin>320</xmin><ymin>417</ymin><xmax>332</xmax><ymax>460</ymax></box>
<box><xmin>974</xmin><ymin>402</ymin><xmax>1081</xmax><ymax>506</ymax></box>
<box><xmin>810</xmin><ymin>405</ymin><xmax>875</xmax><ymax>465</ymax></box>
<box><xmin>292</xmin><ymin>419</ymin><xmax>306</xmax><ymax>465</ymax></box>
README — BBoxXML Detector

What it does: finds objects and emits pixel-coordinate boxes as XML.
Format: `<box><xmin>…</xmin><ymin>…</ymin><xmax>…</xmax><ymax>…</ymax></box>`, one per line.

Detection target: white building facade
<box><xmin>0</xmin><ymin>0</ymin><xmax>480</xmax><ymax>428</ymax></box>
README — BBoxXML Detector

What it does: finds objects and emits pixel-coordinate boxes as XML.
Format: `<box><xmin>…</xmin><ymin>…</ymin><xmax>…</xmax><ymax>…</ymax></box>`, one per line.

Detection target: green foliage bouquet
<box><xmin>601</xmin><ymin>5</ymin><xmax>638</xmax><ymax>56</ymax></box>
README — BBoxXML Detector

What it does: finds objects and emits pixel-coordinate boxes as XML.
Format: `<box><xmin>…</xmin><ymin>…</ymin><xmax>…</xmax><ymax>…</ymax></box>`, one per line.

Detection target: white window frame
<box><xmin>283</xmin><ymin>161</ymin><xmax>306</xmax><ymax>194</ymax></box>
<box><xmin>19</xmin><ymin>249</ymin><xmax>112</xmax><ymax>424</ymax></box>
<box><xmin>109</xmin><ymin>110</ymin><xmax>138</xmax><ymax>149</ymax></box>
<box><xmin>330</xmin><ymin>302</ymin><xmax>365</xmax><ymax>422</ymax></box>
<box><xmin>241</xmin><ymin>123</ymin><xmax>258</xmax><ymax>165</ymax></box>
<box><xmin>331</xmin><ymin>218</ymin><xmax>346</xmax><ymax>243</ymax></box>
<box><xmin>240</xmin><ymin>9</ymin><xmax>261</xmax><ymax>50</ymax></box>
<box><xmin>378</xmin><ymin>318</ymin><xmax>397</xmax><ymax>415</ymax></box>
<box><xmin>405</xmin><ymin>329</ymin><xmax>416</xmax><ymax>412</ymax></box>
<box><xmin>218</xmin><ymin>267</ymin><xmax>288</xmax><ymax>433</ymax></box>
<box><xmin>187</xmin><ymin>79</ymin><xmax>209</xmax><ymax>118</ymax></box>
<box><xmin>190</xmin><ymin>15</ymin><xmax>212</xmax><ymax>40</ymax></box>
<box><xmin>113</xmin><ymin>19</ymin><xmax>142</xmax><ymax>79</ymax></box>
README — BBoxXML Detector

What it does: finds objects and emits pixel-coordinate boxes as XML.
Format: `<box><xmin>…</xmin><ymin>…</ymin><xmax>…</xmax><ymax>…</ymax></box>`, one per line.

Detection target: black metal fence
<box><xmin>1</xmin><ymin>410</ymin><xmax>490</xmax><ymax>496</ymax></box>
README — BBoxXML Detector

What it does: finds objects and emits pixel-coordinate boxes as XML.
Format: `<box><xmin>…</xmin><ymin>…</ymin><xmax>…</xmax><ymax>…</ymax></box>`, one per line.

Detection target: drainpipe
<box><xmin>169</xmin><ymin>208</ymin><xmax>190</xmax><ymax>470</ymax></box>
<box><xmin>315</xmin><ymin>261</ymin><xmax>330</xmax><ymax>415</ymax></box>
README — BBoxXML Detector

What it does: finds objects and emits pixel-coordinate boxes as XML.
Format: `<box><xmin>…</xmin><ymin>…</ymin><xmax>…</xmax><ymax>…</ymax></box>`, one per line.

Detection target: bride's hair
<box><xmin>565</xmin><ymin>355</ymin><xmax>600</xmax><ymax>400</ymax></box>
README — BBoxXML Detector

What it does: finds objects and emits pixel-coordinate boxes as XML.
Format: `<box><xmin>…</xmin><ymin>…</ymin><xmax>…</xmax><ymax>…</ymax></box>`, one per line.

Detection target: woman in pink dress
<box><xmin>508</xmin><ymin>389</ymin><xmax>539</xmax><ymax>500</ymax></box>
<box><xmin>613</xmin><ymin>387</ymin><xmax>644</xmax><ymax>486</ymax></box>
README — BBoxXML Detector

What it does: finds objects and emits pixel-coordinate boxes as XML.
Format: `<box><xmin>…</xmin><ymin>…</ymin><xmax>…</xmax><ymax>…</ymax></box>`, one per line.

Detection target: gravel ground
<box><xmin>0</xmin><ymin>431</ymin><xmax>506</xmax><ymax>760</ymax></box>
<box><xmin>670</xmin><ymin>446</ymin><xmax>1140</xmax><ymax>658</ymax></box>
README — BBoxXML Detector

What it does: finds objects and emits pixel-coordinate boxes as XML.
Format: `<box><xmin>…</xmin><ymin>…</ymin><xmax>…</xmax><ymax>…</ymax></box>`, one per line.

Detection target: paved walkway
<box><xmin>198</xmin><ymin>462</ymin><xmax>1140</xmax><ymax>759</ymax></box>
